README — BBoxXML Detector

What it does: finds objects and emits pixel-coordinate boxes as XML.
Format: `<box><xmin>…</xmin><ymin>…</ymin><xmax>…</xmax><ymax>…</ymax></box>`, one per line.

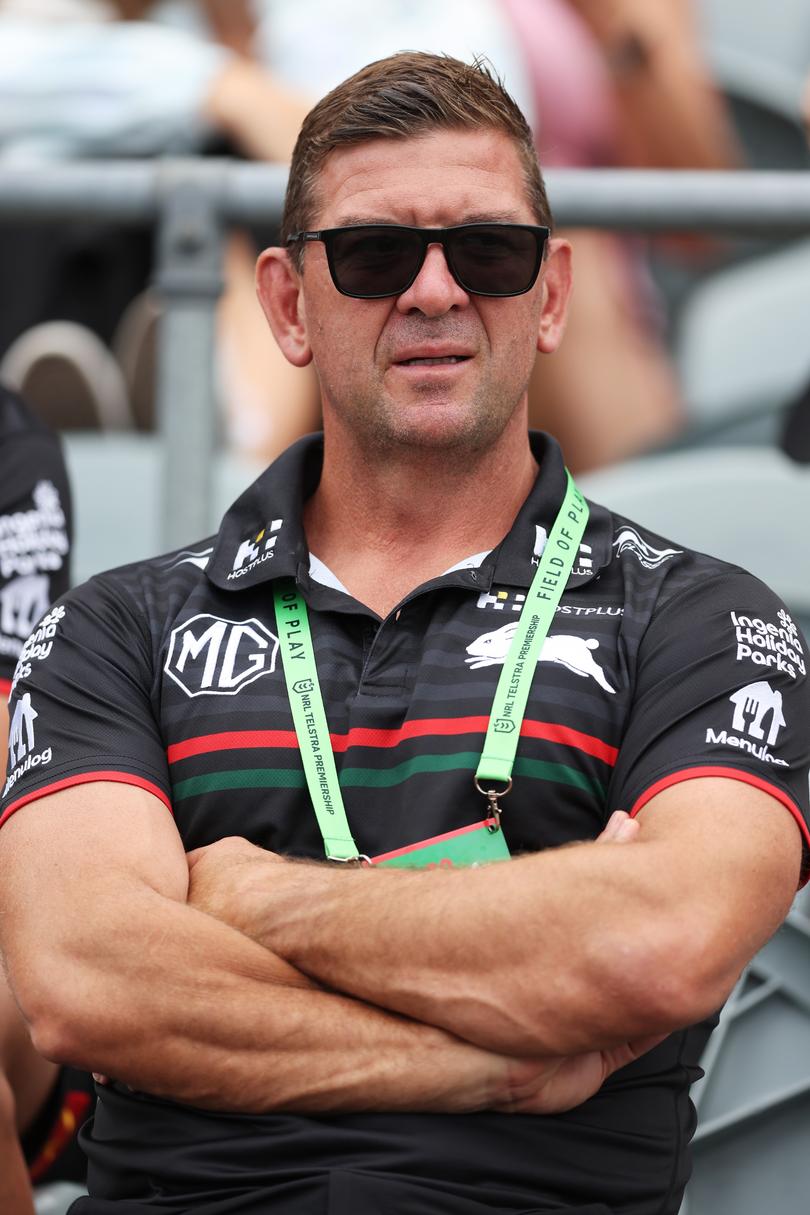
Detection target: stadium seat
<box><xmin>681</xmin><ymin>906</ymin><xmax>810</xmax><ymax>1215</ymax></box>
<box><xmin>698</xmin><ymin>0</ymin><xmax>810</xmax><ymax>84</ymax></box>
<box><xmin>672</xmin><ymin>241</ymin><xmax>810</xmax><ymax>447</ymax></box>
<box><xmin>63</xmin><ymin>434</ymin><xmax>263</xmax><ymax>584</ymax></box>
<box><xmin>581</xmin><ymin>445</ymin><xmax>810</xmax><ymax>1215</ymax></box>
<box><xmin>579</xmin><ymin>444</ymin><xmax>810</xmax><ymax>622</ymax></box>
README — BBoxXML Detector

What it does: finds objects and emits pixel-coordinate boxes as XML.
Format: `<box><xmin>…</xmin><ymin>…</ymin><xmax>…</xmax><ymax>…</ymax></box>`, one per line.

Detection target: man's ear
<box><xmin>255</xmin><ymin>247</ymin><xmax>312</xmax><ymax>368</ymax></box>
<box><xmin>536</xmin><ymin>238</ymin><xmax>573</xmax><ymax>355</ymax></box>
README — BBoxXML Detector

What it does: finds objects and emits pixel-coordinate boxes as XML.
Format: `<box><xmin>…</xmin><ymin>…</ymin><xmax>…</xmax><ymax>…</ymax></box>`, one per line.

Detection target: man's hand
<box><xmin>187</xmin><ymin>835</ymin><xmax>280</xmax><ymax>935</ymax></box>
<box><xmin>498</xmin><ymin>1031</ymin><xmax>663</xmax><ymax>1114</ymax></box>
<box><xmin>186</xmin><ymin>813</ymin><xmax>640</xmax><ymax>936</ymax></box>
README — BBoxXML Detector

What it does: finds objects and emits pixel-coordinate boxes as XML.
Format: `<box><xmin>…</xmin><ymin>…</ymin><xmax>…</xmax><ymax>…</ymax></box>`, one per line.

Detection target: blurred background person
<box><xmin>0</xmin><ymin>382</ymin><xmax>91</xmax><ymax>1215</ymax></box>
<box><xmin>0</xmin><ymin>0</ymin><xmax>743</xmax><ymax>475</ymax></box>
<box><xmin>0</xmin><ymin>0</ymin><xmax>319</xmax><ymax>463</ymax></box>
<box><xmin>501</xmin><ymin>0</ymin><xmax>742</xmax><ymax>471</ymax></box>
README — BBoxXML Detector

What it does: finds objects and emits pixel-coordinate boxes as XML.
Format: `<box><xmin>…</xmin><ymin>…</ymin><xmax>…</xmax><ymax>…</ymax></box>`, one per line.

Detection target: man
<box><xmin>0</xmin><ymin>383</ymin><xmax>93</xmax><ymax>1214</ymax></box>
<box><xmin>0</xmin><ymin>52</ymin><xmax>808</xmax><ymax>1215</ymax></box>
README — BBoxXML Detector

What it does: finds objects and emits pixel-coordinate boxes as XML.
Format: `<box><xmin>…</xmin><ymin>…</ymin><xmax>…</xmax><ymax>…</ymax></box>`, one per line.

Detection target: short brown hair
<box><xmin>282</xmin><ymin>51</ymin><xmax>552</xmax><ymax>270</ymax></box>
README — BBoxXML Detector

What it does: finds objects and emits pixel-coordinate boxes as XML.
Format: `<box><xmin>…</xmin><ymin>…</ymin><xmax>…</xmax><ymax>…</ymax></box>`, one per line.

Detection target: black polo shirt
<box><xmin>0</xmin><ymin>386</ymin><xmax>72</xmax><ymax>699</ymax></box>
<box><xmin>2</xmin><ymin>431</ymin><xmax>809</xmax><ymax>1215</ymax></box>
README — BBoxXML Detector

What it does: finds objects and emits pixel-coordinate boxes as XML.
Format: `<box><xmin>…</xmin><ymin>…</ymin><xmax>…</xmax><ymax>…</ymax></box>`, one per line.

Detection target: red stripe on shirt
<box><xmin>629</xmin><ymin>765</ymin><xmax>810</xmax><ymax>855</ymax></box>
<box><xmin>167</xmin><ymin>718</ymin><xmax>618</xmax><ymax>765</ymax></box>
<box><xmin>0</xmin><ymin>771</ymin><xmax>172</xmax><ymax>827</ymax></box>
<box><xmin>0</xmin><ymin>677</ymin><xmax>11</xmax><ymax>700</ymax></box>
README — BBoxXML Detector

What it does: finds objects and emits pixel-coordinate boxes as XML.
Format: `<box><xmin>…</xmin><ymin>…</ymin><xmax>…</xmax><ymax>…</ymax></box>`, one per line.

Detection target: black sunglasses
<box><xmin>286</xmin><ymin>223</ymin><xmax>550</xmax><ymax>299</ymax></box>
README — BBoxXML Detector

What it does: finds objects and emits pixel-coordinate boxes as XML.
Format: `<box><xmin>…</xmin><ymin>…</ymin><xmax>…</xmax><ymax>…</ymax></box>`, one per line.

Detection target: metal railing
<box><xmin>2</xmin><ymin>162</ymin><xmax>810</xmax><ymax>547</ymax></box>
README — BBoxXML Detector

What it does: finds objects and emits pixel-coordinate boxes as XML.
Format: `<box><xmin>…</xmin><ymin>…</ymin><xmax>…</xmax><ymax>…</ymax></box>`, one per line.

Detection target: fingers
<box><xmin>186</xmin><ymin>836</ymin><xmax>268</xmax><ymax>870</ymax></box>
<box><xmin>597</xmin><ymin>810</ymin><xmax>641</xmax><ymax>844</ymax></box>
<box><xmin>600</xmin><ymin>1033</ymin><xmax>668</xmax><ymax>1084</ymax></box>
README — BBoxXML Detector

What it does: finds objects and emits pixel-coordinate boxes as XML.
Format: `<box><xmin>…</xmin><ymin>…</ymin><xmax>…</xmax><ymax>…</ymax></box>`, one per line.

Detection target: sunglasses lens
<box><xmin>448</xmin><ymin>225</ymin><xmax>541</xmax><ymax>295</ymax></box>
<box><xmin>330</xmin><ymin>228</ymin><xmax>423</xmax><ymax>297</ymax></box>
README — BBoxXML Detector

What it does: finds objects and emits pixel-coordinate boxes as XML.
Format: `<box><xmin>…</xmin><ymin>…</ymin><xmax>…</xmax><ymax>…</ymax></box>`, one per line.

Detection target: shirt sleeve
<box><xmin>0</xmin><ymin>431</ymin><xmax>72</xmax><ymax>691</ymax></box>
<box><xmin>607</xmin><ymin>568</ymin><xmax>810</xmax><ymax>870</ymax></box>
<box><xmin>1</xmin><ymin>573</ymin><xmax>171</xmax><ymax>827</ymax></box>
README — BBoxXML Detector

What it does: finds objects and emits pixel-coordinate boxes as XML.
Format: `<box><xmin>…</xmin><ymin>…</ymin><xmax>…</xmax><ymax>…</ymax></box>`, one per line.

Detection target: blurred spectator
<box><xmin>0</xmin><ymin>0</ymin><xmax>741</xmax><ymax>473</ymax></box>
<box><xmin>501</xmin><ymin>0</ymin><xmax>742</xmax><ymax>471</ymax></box>
<box><xmin>0</xmin><ymin>0</ymin><xmax>320</xmax><ymax>460</ymax></box>
<box><xmin>0</xmin><ymin>382</ymin><xmax>88</xmax><ymax>1215</ymax></box>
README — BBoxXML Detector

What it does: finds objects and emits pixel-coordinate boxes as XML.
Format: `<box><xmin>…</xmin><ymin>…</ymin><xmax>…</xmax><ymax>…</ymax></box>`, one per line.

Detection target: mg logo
<box><xmin>164</xmin><ymin>614</ymin><xmax>279</xmax><ymax>697</ymax></box>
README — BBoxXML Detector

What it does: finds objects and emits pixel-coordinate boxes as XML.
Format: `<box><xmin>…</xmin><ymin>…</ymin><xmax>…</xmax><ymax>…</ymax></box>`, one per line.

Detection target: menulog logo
<box><xmin>706</xmin><ymin>680</ymin><xmax>788</xmax><ymax>767</ymax></box>
<box><xmin>4</xmin><ymin>692</ymin><xmax>53</xmax><ymax>796</ymax></box>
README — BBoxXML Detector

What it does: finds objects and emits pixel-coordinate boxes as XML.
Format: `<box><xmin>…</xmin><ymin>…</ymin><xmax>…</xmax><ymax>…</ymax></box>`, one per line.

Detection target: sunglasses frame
<box><xmin>286</xmin><ymin>222</ymin><xmax>550</xmax><ymax>299</ymax></box>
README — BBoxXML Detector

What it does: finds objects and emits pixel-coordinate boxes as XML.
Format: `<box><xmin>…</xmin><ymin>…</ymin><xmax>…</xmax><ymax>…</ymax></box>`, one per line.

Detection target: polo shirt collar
<box><xmin>487</xmin><ymin>431</ymin><xmax>611</xmax><ymax>590</ymax></box>
<box><xmin>206</xmin><ymin>430</ymin><xmax>611</xmax><ymax>594</ymax></box>
<box><xmin>206</xmin><ymin>433</ymin><xmax>321</xmax><ymax>591</ymax></box>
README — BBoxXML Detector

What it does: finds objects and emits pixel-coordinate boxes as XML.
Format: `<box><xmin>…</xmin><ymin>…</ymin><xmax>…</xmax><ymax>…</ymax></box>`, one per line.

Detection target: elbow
<box><xmin>28</xmin><ymin>1011</ymin><xmax>77</xmax><ymax>1067</ymax></box>
<box><xmin>610</xmin><ymin>925</ymin><xmax>742</xmax><ymax>1035</ymax></box>
<box><xmin>21</xmin><ymin>991</ymin><xmax>86</xmax><ymax>1068</ymax></box>
<box><xmin>12</xmin><ymin>956</ymin><xmax>102</xmax><ymax>1068</ymax></box>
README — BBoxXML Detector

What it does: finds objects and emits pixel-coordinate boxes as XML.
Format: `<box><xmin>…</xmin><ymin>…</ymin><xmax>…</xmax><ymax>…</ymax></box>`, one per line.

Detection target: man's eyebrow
<box><xmin>330</xmin><ymin>212</ymin><xmax>530</xmax><ymax>228</ymax></box>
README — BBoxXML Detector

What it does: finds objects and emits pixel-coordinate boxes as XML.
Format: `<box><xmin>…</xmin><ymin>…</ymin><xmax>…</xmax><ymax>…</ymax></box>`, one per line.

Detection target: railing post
<box><xmin>153</xmin><ymin>162</ymin><xmax>226</xmax><ymax>552</ymax></box>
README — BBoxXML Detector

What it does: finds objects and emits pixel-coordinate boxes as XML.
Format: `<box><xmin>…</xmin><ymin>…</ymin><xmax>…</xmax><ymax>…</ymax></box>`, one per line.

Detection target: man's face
<box><xmin>267</xmin><ymin>128</ymin><xmax>569</xmax><ymax>454</ymax></box>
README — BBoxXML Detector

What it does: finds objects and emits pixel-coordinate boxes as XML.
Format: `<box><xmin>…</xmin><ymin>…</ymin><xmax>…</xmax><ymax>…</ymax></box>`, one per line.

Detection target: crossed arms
<box><xmin>0</xmin><ymin>775</ymin><xmax>801</xmax><ymax>1116</ymax></box>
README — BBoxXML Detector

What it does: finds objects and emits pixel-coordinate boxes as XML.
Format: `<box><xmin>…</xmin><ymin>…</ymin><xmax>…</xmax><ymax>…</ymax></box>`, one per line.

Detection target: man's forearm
<box><xmin>190</xmin><ymin>792</ymin><xmax>799</xmax><ymax>1059</ymax></box>
<box><xmin>192</xmin><ymin>840</ymin><xmax>658</xmax><ymax>1057</ymax></box>
<box><xmin>5</xmin><ymin>883</ymin><xmax>508</xmax><ymax>1116</ymax></box>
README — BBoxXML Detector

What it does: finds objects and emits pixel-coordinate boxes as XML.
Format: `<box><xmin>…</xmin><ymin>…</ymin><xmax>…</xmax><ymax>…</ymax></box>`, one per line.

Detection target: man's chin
<box><xmin>368</xmin><ymin>399</ymin><xmax>509</xmax><ymax>453</ymax></box>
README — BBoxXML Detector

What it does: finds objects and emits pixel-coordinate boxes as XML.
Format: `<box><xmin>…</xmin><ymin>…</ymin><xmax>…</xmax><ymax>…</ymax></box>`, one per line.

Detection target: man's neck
<box><xmin>303</xmin><ymin>420</ymin><xmax>539</xmax><ymax>616</ymax></box>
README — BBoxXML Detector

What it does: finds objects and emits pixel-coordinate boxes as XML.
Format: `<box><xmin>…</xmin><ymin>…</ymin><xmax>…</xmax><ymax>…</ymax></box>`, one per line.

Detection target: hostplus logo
<box><xmin>164</xmin><ymin>614</ymin><xmax>279</xmax><ymax>697</ymax></box>
<box><xmin>706</xmin><ymin>680</ymin><xmax>788</xmax><ymax>767</ymax></box>
<box><xmin>227</xmin><ymin>520</ymin><xmax>283</xmax><ymax>581</ymax></box>
<box><xmin>476</xmin><ymin>587</ymin><xmax>622</xmax><ymax>619</ymax></box>
<box><xmin>731</xmin><ymin>609</ymin><xmax>806</xmax><ymax>680</ymax></box>
<box><xmin>3</xmin><ymin>692</ymin><xmax>53</xmax><ymax>796</ymax></box>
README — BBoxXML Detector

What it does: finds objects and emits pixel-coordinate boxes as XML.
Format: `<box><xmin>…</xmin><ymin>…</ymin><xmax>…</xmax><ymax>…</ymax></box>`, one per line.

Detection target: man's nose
<box><xmin>395</xmin><ymin>243</ymin><xmax>470</xmax><ymax>316</ymax></box>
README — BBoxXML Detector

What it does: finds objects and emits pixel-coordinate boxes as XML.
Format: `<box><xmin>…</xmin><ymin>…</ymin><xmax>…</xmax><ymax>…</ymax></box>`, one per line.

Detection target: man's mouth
<box><xmin>397</xmin><ymin>355</ymin><xmax>470</xmax><ymax>366</ymax></box>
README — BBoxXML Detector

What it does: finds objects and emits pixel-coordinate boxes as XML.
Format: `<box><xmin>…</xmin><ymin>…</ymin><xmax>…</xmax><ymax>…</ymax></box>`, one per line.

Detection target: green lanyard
<box><xmin>274</xmin><ymin>472</ymin><xmax>587</xmax><ymax>861</ymax></box>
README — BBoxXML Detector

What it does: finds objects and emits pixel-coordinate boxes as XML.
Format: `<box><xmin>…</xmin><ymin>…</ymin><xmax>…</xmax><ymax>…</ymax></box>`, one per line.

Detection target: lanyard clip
<box><xmin>474</xmin><ymin>777</ymin><xmax>512</xmax><ymax>833</ymax></box>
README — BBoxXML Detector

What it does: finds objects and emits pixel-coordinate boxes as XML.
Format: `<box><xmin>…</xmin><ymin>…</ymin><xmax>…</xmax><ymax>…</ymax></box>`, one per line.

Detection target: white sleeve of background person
<box><xmin>0</xmin><ymin>17</ymin><xmax>229</xmax><ymax>162</ymax></box>
<box><xmin>254</xmin><ymin>0</ymin><xmax>537</xmax><ymax>131</ymax></box>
